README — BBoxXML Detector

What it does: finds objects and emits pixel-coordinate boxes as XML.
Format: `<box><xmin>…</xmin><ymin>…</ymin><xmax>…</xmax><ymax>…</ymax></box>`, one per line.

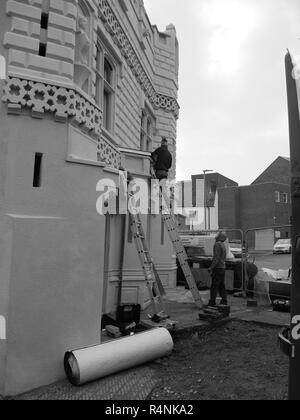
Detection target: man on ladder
<box><xmin>151</xmin><ymin>137</ymin><xmax>173</xmax><ymax>182</ymax></box>
<box><xmin>151</xmin><ymin>136</ymin><xmax>174</xmax><ymax>215</ymax></box>
<box><xmin>150</xmin><ymin>137</ymin><xmax>204</xmax><ymax>310</ymax></box>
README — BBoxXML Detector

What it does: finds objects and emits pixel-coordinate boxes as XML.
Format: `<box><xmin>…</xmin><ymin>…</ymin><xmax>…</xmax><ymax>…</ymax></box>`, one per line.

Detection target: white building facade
<box><xmin>0</xmin><ymin>0</ymin><xmax>179</xmax><ymax>396</ymax></box>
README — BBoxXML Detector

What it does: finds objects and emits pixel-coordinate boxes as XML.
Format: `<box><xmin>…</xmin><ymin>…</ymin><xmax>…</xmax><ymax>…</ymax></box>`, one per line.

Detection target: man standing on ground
<box><xmin>151</xmin><ymin>137</ymin><xmax>173</xmax><ymax>180</ymax></box>
<box><xmin>208</xmin><ymin>232</ymin><xmax>228</xmax><ymax>307</ymax></box>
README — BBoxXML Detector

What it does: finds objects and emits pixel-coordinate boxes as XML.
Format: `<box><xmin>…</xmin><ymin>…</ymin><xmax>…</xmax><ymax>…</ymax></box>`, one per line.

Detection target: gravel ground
<box><xmin>148</xmin><ymin>320</ymin><xmax>288</xmax><ymax>401</ymax></box>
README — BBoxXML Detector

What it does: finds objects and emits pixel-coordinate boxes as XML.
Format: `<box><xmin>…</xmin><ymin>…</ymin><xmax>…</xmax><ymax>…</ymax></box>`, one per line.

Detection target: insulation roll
<box><xmin>64</xmin><ymin>328</ymin><xmax>174</xmax><ymax>386</ymax></box>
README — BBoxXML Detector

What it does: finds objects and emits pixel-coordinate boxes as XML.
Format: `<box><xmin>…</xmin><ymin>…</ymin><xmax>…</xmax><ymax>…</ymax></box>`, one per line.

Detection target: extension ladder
<box><xmin>127</xmin><ymin>184</ymin><xmax>167</xmax><ymax>319</ymax></box>
<box><xmin>150</xmin><ymin>167</ymin><xmax>204</xmax><ymax>309</ymax></box>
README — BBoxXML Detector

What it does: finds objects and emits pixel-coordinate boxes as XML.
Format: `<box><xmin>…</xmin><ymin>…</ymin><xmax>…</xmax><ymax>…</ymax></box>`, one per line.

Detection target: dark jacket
<box><xmin>210</xmin><ymin>241</ymin><xmax>227</xmax><ymax>270</ymax></box>
<box><xmin>151</xmin><ymin>146</ymin><xmax>172</xmax><ymax>172</ymax></box>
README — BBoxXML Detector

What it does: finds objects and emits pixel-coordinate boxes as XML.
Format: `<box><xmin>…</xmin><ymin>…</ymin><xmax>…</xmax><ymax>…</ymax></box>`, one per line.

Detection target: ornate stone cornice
<box><xmin>98</xmin><ymin>0</ymin><xmax>179</xmax><ymax>119</ymax></box>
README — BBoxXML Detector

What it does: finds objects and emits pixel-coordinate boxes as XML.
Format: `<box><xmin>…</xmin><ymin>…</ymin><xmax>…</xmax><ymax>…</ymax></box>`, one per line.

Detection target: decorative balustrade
<box><xmin>97</xmin><ymin>134</ymin><xmax>121</xmax><ymax>170</ymax></box>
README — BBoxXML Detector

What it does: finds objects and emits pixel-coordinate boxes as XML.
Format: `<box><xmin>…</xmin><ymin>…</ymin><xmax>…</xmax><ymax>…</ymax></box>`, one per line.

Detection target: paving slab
<box><xmin>147</xmin><ymin>288</ymin><xmax>290</xmax><ymax>331</ymax></box>
<box><xmin>232</xmin><ymin>307</ymin><xmax>289</xmax><ymax>327</ymax></box>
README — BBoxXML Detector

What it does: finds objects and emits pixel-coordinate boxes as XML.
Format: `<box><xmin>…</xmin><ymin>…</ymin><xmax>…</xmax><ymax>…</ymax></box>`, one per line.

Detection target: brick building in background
<box><xmin>252</xmin><ymin>156</ymin><xmax>291</xmax><ymax>185</ymax></box>
<box><xmin>219</xmin><ymin>157</ymin><xmax>291</xmax><ymax>249</ymax></box>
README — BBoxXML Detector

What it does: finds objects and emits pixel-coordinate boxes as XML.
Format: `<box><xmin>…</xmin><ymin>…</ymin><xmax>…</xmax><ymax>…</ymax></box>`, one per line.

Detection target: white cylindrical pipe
<box><xmin>64</xmin><ymin>328</ymin><xmax>174</xmax><ymax>386</ymax></box>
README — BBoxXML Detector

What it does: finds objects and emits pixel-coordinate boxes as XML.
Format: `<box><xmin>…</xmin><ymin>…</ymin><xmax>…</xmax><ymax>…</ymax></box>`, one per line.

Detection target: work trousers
<box><xmin>209</xmin><ymin>268</ymin><xmax>227</xmax><ymax>306</ymax></box>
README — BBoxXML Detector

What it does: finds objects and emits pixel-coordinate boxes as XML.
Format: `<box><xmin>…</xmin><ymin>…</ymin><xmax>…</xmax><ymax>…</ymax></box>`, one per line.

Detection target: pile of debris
<box><xmin>252</xmin><ymin>268</ymin><xmax>291</xmax><ymax>313</ymax></box>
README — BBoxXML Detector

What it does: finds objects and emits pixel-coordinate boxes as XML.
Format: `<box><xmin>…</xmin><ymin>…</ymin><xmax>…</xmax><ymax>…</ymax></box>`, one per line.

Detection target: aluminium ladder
<box><xmin>127</xmin><ymin>185</ymin><xmax>167</xmax><ymax>319</ymax></box>
<box><xmin>150</xmin><ymin>167</ymin><xmax>204</xmax><ymax>309</ymax></box>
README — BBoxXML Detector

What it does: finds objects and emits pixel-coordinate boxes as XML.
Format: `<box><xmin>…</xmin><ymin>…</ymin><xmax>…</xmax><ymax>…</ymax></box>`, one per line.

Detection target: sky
<box><xmin>144</xmin><ymin>0</ymin><xmax>300</xmax><ymax>185</ymax></box>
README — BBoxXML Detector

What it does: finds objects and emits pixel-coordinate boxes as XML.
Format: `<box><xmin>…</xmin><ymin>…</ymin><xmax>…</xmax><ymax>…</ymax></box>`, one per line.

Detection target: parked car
<box><xmin>229</xmin><ymin>240</ymin><xmax>243</xmax><ymax>258</ymax></box>
<box><xmin>273</xmin><ymin>239</ymin><xmax>292</xmax><ymax>254</ymax></box>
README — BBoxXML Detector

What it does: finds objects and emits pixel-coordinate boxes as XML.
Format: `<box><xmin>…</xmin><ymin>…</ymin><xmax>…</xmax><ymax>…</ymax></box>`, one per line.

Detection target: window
<box><xmin>277</xmin><ymin>239</ymin><xmax>291</xmax><ymax>245</ymax></box>
<box><xmin>275</xmin><ymin>191</ymin><xmax>290</xmax><ymax>204</ymax></box>
<box><xmin>282</xmin><ymin>193</ymin><xmax>288</xmax><ymax>204</ymax></box>
<box><xmin>104</xmin><ymin>59</ymin><xmax>113</xmax><ymax>85</ymax></box>
<box><xmin>95</xmin><ymin>47</ymin><xmax>102</xmax><ymax>104</ymax></box>
<box><xmin>74</xmin><ymin>1</ymin><xmax>92</xmax><ymax>94</ymax></box>
<box><xmin>33</xmin><ymin>153</ymin><xmax>43</xmax><ymax>188</ymax></box>
<box><xmin>41</xmin><ymin>13</ymin><xmax>49</xmax><ymax>30</ymax></box>
<box><xmin>38</xmin><ymin>43</ymin><xmax>47</xmax><ymax>57</ymax></box>
<box><xmin>140</xmin><ymin>109</ymin><xmax>154</xmax><ymax>152</ymax></box>
<box><xmin>95</xmin><ymin>44</ymin><xmax>116</xmax><ymax>134</ymax></box>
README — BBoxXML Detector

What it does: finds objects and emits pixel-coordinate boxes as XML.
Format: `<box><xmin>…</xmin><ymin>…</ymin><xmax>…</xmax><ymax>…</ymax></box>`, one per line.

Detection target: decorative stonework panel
<box><xmin>2</xmin><ymin>76</ymin><xmax>121</xmax><ymax>169</ymax></box>
<box><xmin>97</xmin><ymin>135</ymin><xmax>121</xmax><ymax>169</ymax></box>
<box><xmin>154</xmin><ymin>93</ymin><xmax>180</xmax><ymax>119</ymax></box>
<box><xmin>2</xmin><ymin>76</ymin><xmax>102</xmax><ymax>128</ymax></box>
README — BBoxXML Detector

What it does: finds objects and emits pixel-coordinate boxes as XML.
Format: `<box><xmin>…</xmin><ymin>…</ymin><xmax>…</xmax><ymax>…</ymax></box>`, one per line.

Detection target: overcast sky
<box><xmin>144</xmin><ymin>0</ymin><xmax>300</xmax><ymax>185</ymax></box>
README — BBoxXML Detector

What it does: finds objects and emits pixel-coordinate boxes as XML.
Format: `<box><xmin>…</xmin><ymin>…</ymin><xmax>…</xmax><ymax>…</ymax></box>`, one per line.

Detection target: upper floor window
<box><xmin>275</xmin><ymin>191</ymin><xmax>289</xmax><ymax>204</ymax></box>
<box><xmin>74</xmin><ymin>1</ymin><xmax>92</xmax><ymax>95</ymax></box>
<box><xmin>95</xmin><ymin>44</ymin><xmax>116</xmax><ymax>134</ymax></box>
<box><xmin>282</xmin><ymin>193</ymin><xmax>289</xmax><ymax>204</ymax></box>
<box><xmin>104</xmin><ymin>59</ymin><xmax>113</xmax><ymax>85</ymax></box>
<box><xmin>140</xmin><ymin>109</ymin><xmax>154</xmax><ymax>152</ymax></box>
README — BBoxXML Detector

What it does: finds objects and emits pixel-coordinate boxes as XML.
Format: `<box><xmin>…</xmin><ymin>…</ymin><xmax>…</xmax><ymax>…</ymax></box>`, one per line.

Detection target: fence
<box><xmin>179</xmin><ymin>229</ymin><xmax>246</xmax><ymax>293</ymax></box>
<box><xmin>243</xmin><ymin>225</ymin><xmax>292</xmax><ymax>301</ymax></box>
<box><xmin>179</xmin><ymin>226</ymin><xmax>292</xmax><ymax>300</ymax></box>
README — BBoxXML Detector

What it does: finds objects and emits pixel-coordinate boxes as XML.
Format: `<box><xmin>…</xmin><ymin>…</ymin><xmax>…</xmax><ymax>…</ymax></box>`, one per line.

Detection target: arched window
<box><xmin>77</xmin><ymin>0</ymin><xmax>91</xmax><ymax>38</ymax></box>
<box><xmin>140</xmin><ymin>108</ymin><xmax>154</xmax><ymax>152</ymax></box>
<box><xmin>104</xmin><ymin>58</ymin><xmax>113</xmax><ymax>84</ymax></box>
<box><xmin>74</xmin><ymin>1</ymin><xmax>92</xmax><ymax>94</ymax></box>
